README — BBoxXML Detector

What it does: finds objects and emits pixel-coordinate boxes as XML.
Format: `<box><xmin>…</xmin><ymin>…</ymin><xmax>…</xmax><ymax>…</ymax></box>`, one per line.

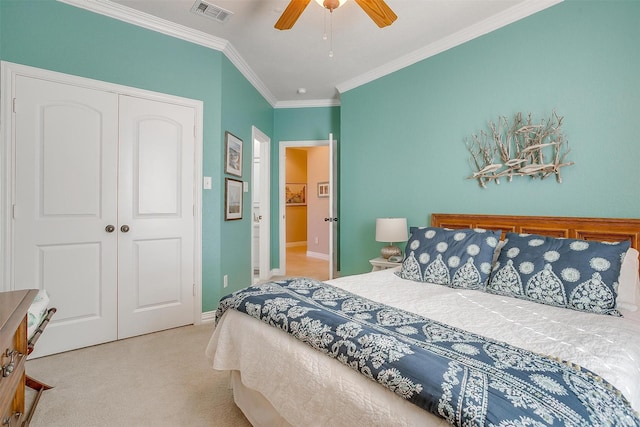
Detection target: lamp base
<box><xmin>380</xmin><ymin>245</ymin><xmax>401</xmax><ymax>259</ymax></box>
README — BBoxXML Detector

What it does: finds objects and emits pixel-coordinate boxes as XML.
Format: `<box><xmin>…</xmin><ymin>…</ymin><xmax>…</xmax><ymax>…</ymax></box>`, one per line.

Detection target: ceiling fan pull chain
<box><xmin>329</xmin><ymin>10</ymin><xmax>334</xmax><ymax>58</ymax></box>
<box><xmin>322</xmin><ymin>8</ymin><xmax>328</xmax><ymax>40</ymax></box>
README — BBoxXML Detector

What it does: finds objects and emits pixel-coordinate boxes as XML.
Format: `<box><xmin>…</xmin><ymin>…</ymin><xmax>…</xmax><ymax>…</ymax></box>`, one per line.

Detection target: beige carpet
<box><xmin>25</xmin><ymin>324</ymin><xmax>251</xmax><ymax>426</ymax></box>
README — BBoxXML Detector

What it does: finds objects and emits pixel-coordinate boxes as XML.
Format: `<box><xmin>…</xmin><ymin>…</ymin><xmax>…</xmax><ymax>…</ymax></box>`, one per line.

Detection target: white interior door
<box><xmin>252</xmin><ymin>126</ymin><xmax>271</xmax><ymax>282</ymax></box>
<box><xmin>328</xmin><ymin>133</ymin><xmax>338</xmax><ymax>279</ymax></box>
<box><xmin>13</xmin><ymin>76</ymin><xmax>119</xmax><ymax>355</ymax></box>
<box><xmin>117</xmin><ymin>95</ymin><xmax>195</xmax><ymax>339</ymax></box>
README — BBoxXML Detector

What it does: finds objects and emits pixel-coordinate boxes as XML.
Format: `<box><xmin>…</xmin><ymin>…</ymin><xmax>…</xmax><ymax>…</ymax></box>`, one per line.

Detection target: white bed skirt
<box><xmin>230</xmin><ymin>371</ymin><xmax>292</xmax><ymax>427</ymax></box>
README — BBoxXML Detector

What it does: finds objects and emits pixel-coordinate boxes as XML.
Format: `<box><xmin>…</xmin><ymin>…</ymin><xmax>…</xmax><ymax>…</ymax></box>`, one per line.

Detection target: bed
<box><xmin>206</xmin><ymin>214</ymin><xmax>640</xmax><ymax>426</ymax></box>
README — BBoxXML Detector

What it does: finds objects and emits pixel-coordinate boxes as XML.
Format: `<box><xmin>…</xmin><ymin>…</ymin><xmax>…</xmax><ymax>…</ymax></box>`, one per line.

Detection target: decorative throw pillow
<box><xmin>400</xmin><ymin>227</ymin><xmax>501</xmax><ymax>290</ymax></box>
<box><xmin>488</xmin><ymin>233</ymin><xmax>631</xmax><ymax>316</ymax></box>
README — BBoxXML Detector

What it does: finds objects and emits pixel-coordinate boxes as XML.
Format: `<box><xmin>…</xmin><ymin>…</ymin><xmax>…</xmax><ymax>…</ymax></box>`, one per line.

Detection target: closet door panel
<box><xmin>117</xmin><ymin>95</ymin><xmax>195</xmax><ymax>339</ymax></box>
<box><xmin>137</xmin><ymin>119</ymin><xmax>180</xmax><ymax>214</ymax></box>
<box><xmin>13</xmin><ymin>76</ymin><xmax>119</xmax><ymax>357</ymax></box>
<box><xmin>134</xmin><ymin>238</ymin><xmax>182</xmax><ymax>305</ymax></box>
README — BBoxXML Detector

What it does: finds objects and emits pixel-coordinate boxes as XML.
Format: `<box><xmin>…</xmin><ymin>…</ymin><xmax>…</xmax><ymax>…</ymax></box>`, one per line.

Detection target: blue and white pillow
<box><xmin>488</xmin><ymin>233</ymin><xmax>631</xmax><ymax>316</ymax></box>
<box><xmin>400</xmin><ymin>227</ymin><xmax>501</xmax><ymax>290</ymax></box>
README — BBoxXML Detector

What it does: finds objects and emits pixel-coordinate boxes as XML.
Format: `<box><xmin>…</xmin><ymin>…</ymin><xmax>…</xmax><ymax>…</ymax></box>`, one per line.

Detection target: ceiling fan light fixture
<box><xmin>275</xmin><ymin>0</ymin><xmax>395</xmax><ymax>31</ymax></box>
<box><xmin>314</xmin><ymin>0</ymin><xmax>347</xmax><ymax>11</ymax></box>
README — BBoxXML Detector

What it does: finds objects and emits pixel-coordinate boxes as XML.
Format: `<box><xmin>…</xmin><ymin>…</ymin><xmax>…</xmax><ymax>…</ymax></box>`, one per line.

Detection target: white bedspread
<box><xmin>206</xmin><ymin>268</ymin><xmax>640</xmax><ymax>425</ymax></box>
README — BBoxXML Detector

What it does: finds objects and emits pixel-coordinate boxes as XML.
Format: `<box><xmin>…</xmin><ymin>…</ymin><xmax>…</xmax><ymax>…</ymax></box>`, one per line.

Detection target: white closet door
<box><xmin>117</xmin><ymin>95</ymin><xmax>195</xmax><ymax>339</ymax></box>
<box><xmin>13</xmin><ymin>76</ymin><xmax>119</xmax><ymax>356</ymax></box>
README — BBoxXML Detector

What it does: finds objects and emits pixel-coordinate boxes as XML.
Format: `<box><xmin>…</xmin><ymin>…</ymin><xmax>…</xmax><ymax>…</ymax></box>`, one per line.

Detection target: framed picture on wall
<box><xmin>225</xmin><ymin>178</ymin><xmax>243</xmax><ymax>220</ymax></box>
<box><xmin>285</xmin><ymin>183</ymin><xmax>307</xmax><ymax>206</ymax></box>
<box><xmin>317</xmin><ymin>182</ymin><xmax>329</xmax><ymax>198</ymax></box>
<box><xmin>224</xmin><ymin>131</ymin><xmax>243</xmax><ymax>177</ymax></box>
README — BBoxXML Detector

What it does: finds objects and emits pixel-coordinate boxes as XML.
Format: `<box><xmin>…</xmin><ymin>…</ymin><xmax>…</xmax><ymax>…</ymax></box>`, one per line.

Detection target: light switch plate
<box><xmin>203</xmin><ymin>176</ymin><xmax>212</xmax><ymax>189</ymax></box>
<box><xmin>243</xmin><ymin>181</ymin><xmax>249</xmax><ymax>192</ymax></box>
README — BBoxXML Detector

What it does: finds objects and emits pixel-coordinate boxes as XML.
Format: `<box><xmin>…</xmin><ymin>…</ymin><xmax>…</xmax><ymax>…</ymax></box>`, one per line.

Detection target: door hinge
<box><xmin>12</xmin><ymin>204</ymin><xmax>16</xmax><ymax>219</ymax></box>
<box><xmin>193</xmin><ymin>284</ymin><xmax>196</xmax><ymax>296</ymax></box>
<box><xmin>12</xmin><ymin>98</ymin><xmax>16</xmax><ymax>113</ymax></box>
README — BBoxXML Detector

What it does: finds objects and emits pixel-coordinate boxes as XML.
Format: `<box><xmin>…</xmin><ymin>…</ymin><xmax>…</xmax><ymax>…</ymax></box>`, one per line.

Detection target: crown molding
<box><xmin>57</xmin><ymin>0</ymin><xmax>278</xmax><ymax>106</ymax></box>
<box><xmin>336</xmin><ymin>0</ymin><xmax>563</xmax><ymax>94</ymax></box>
<box><xmin>220</xmin><ymin>43</ymin><xmax>278</xmax><ymax>106</ymax></box>
<box><xmin>274</xmin><ymin>98</ymin><xmax>341</xmax><ymax>109</ymax></box>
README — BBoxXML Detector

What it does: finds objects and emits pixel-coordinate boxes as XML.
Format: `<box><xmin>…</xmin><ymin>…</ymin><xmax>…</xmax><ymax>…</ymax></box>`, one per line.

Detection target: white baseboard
<box><xmin>201</xmin><ymin>311</ymin><xmax>216</xmax><ymax>323</ymax></box>
<box><xmin>306</xmin><ymin>251</ymin><xmax>329</xmax><ymax>260</ymax></box>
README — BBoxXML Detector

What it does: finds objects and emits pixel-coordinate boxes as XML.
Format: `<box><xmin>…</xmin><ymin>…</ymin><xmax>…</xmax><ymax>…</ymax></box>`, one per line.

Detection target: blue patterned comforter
<box><xmin>215</xmin><ymin>278</ymin><xmax>640</xmax><ymax>426</ymax></box>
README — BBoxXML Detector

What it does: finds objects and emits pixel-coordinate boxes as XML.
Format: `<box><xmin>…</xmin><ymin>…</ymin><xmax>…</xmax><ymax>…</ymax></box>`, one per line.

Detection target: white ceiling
<box><xmin>65</xmin><ymin>0</ymin><xmax>561</xmax><ymax>107</ymax></box>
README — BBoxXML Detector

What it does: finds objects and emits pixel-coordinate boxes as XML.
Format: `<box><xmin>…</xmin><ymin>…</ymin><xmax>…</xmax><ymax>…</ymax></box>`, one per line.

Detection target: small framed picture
<box><xmin>317</xmin><ymin>182</ymin><xmax>329</xmax><ymax>198</ymax></box>
<box><xmin>225</xmin><ymin>178</ymin><xmax>243</xmax><ymax>220</ymax></box>
<box><xmin>224</xmin><ymin>131</ymin><xmax>243</xmax><ymax>177</ymax></box>
<box><xmin>285</xmin><ymin>183</ymin><xmax>307</xmax><ymax>206</ymax></box>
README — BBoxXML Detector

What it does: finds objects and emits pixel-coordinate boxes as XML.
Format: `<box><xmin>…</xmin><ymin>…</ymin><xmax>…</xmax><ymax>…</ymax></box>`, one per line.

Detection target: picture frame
<box><xmin>317</xmin><ymin>181</ymin><xmax>329</xmax><ymax>198</ymax></box>
<box><xmin>225</xmin><ymin>178</ymin><xmax>243</xmax><ymax>220</ymax></box>
<box><xmin>224</xmin><ymin>131</ymin><xmax>243</xmax><ymax>177</ymax></box>
<box><xmin>285</xmin><ymin>183</ymin><xmax>307</xmax><ymax>206</ymax></box>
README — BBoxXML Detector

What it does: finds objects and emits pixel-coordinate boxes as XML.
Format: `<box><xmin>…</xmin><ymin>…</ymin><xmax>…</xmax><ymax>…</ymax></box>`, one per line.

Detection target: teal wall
<box><xmin>339</xmin><ymin>0</ymin><xmax>640</xmax><ymax>275</ymax></box>
<box><xmin>272</xmin><ymin>107</ymin><xmax>341</xmax><ymax>266</ymax></box>
<box><xmin>217</xmin><ymin>58</ymin><xmax>273</xmax><ymax>308</ymax></box>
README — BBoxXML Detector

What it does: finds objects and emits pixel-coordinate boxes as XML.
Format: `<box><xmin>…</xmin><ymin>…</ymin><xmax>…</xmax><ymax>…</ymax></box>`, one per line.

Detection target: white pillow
<box><xmin>617</xmin><ymin>248</ymin><xmax>640</xmax><ymax>312</ymax></box>
<box><xmin>492</xmin><ymin>239</ymin><xmax>506</xmax><ymax>265</ymax></box>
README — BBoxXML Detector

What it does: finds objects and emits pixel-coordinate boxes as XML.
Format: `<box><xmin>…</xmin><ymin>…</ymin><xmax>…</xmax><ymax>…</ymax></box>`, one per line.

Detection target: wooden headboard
<box><xmin>431</xmin><ymin>213</ymin><xmax>640</xmax><ymax>276</ymax></box>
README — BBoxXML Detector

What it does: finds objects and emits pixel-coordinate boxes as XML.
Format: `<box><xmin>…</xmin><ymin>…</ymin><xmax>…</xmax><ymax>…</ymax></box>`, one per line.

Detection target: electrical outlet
<box><xmin>223</xmin><ymin>274</ymin><xmax>228</xmax><ymax>288</ymax></box>
<box><xmin>314</xmin><ymin>237</ymin><xmax>319</xmax><ymax>245</ymax></box>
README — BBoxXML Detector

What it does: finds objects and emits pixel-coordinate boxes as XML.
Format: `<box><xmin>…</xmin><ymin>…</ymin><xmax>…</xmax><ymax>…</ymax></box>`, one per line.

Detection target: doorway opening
<box><xmin>279</xmin><ymin>138</ymin><xmax>336</xmax><ymax>281</ymax></box>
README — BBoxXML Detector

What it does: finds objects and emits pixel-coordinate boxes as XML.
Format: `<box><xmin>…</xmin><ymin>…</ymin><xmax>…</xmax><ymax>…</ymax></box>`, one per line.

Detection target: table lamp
<box><xmin>375</xmin><ymin>217</ymin><xmax>408</xmax><ymax>259</ymax></box>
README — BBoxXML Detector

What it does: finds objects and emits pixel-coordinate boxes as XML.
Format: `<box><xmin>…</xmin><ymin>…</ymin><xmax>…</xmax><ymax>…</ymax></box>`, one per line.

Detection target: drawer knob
<box><xmin>2</xmin><ymin>413</ymin><xmax>21</xmax><ymax>426</ymax></box>
<box><xmin>2</xmin><ymin>350</ymin><xmax>18</xmax><ymax>377</ymax></box>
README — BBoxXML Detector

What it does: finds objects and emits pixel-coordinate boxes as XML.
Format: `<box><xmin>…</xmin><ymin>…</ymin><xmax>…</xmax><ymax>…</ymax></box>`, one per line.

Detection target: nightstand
<box><xmin>369</xmin><ymin>257</ymin><xmax>402</xmax><ymax>272</ymax></box>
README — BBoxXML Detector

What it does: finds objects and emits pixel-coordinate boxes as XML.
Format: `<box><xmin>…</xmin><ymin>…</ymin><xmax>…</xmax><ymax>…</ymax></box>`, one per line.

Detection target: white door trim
<box><xmin>0</xmin><ymin>61</ymin><xmax>203</xmax><ymax>323</ymax></box>
<box><xmin>278</xmin><ymin>139</ymin><xmax>333</xmax><ymax>276</ymax></box>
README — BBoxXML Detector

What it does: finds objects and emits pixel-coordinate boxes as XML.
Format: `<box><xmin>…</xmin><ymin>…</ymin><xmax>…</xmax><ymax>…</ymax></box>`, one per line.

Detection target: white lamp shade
<box><xmin>375</xmin><ymin>218</ymin><xmax>408</xmax><ymax>243</ymax></box>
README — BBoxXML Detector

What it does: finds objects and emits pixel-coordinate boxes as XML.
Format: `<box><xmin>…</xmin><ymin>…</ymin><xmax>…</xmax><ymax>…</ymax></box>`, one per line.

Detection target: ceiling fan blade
<box><xmin>275</xmin><ymin>0</ymin><xmax>312</xmax><ymax>30</ymax></box>
<box><xmin>354</xmin><ymin>0</ymin><xmax>397</xmax><ymax>28</ymax></box>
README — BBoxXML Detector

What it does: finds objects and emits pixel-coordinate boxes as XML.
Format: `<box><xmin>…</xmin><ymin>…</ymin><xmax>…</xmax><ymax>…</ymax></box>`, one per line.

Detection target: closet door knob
<box><xmin>120</xmin><ymin>225</ymin><xmax>130</xmax><ymax>233</ymax></box>
<box><xmin>105</xmin><ymin>225</ymin><xmax>115</xmax><ymax>233</ymax></box>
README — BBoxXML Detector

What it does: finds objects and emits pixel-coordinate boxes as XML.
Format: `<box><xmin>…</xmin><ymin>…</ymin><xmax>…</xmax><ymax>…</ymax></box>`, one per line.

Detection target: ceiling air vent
<box><xmin>190</xmin><ymin>1</ymin><xmax>233</xmax><ymax>23</ymax></box>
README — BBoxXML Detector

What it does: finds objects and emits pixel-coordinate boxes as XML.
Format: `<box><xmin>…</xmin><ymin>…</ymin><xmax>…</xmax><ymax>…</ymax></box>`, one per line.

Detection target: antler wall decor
<box><xmin>465</xmin><ymin>111</ymin><xmax>574</xmax><ymax>188</ymax></box>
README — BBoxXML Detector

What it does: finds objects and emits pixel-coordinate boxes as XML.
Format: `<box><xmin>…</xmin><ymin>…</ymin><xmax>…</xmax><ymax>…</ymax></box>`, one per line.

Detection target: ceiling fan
<box><xmin>275</xmin><ymin>0</ymin><xmax>397</xmax><ymax>30</ymax></box>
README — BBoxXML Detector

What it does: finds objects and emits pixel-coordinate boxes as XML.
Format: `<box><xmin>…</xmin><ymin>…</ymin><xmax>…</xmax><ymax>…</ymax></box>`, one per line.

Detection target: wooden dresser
<box><xmin>0</xmin><ymin>290</ymin><xmax>38</xmax><ymax>427</ymax></box>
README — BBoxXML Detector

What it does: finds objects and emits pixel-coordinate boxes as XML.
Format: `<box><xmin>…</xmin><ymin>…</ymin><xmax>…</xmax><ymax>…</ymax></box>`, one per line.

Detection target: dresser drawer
<box><xmin>0</xmin><ymin>349</ymin><xmax>26</xmax><ymax>420</ymax></box>
<box><xmin>0</xmin><ymin>289</ymin><xmax>37</xmax><ymax>426</ymax></box>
